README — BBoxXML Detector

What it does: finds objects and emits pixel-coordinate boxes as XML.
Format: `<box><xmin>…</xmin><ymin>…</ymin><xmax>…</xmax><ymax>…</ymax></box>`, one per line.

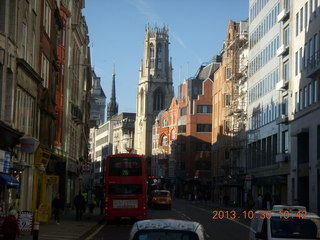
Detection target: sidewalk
<box><xmin>20</xmin><ymin>208</ymin><xmax>104</xmax><ymax>240</ymax></box>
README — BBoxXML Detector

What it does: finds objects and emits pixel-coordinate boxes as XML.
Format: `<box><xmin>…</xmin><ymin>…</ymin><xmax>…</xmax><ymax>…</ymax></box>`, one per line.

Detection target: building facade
<box><xmin>247</xmin><ymin>0</ymin><xmax>289</xmax><ymax>206</ymax></box>
<box><xmin>288</xmin><ymin>0</ymin><xmax>320</xmax><ymax>213</ymax></box>
<box><xmin>212</xmin><ymin>20</ymin><xmax>248</xmax><ymax>207</ymax></box>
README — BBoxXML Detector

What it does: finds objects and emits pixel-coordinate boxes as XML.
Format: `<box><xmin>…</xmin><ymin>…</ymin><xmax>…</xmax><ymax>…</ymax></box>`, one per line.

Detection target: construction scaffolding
<box><xmin>223</xmin><ymin>21</ymin><xmax>249</xmax><ymax>163</ymax></box>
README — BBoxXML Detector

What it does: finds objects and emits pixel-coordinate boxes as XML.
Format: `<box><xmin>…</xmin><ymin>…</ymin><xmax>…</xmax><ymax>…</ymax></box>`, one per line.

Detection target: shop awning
<box><xmin>0</xmin><ymin>174</ymin><xmax>19</xmax><ymax>188</ymax></box>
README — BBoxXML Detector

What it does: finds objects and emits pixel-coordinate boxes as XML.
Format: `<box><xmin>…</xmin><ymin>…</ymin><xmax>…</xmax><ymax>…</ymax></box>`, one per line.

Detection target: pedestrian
<box><xmin>52</xmin><ymin>193</ymin><xmax>63</xmax><ymax>224</ymax></box>
<box><xmin>74</xmin><ymin>192</ymin><xmax>86</xmax><ymax>220</ymax></box>
<box><xmin>2</xmin><ymin>209</ymin><xmax>20</xmax><ymax>240</ymax></box>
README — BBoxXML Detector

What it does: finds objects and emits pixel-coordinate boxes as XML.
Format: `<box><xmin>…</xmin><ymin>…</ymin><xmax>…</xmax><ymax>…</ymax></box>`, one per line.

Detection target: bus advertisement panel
<box><xmin>105</xmin><ymin>153</ymin><xmax>147</xmax><ymax>221</ymax></box>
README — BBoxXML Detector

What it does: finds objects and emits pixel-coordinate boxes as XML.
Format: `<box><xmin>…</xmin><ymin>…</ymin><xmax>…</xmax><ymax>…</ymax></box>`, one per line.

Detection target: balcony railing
<box><xmin>307</xmin><ymin>50</ymin><xmax>320</xmax><ymax>78</ymax></box>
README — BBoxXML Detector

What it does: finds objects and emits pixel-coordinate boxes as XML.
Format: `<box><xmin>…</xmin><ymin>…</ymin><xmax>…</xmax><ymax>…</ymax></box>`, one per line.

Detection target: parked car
<box><xmin>249</xmin><ymin>205</ymin><xmax>320</xmax><ymax>240</ymax></box>
<box><xmin>150</xmin><ymin>190</ymin><xmax>172</xmax><ymax>209</ymax></box>
<box><xmin>128</xmin><ymin>219</ymin><xmax>206</xmax><ymax>240</ymax></box>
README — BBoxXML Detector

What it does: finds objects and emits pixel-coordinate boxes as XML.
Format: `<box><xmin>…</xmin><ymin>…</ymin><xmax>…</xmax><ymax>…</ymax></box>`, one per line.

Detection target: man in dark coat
<box><xmin>74</xmin><ymin>192</ymin><xmax>86</xmax><ymax>220</ymax></box>
<box><xmin>52</xmin><ymin>193</ymin><xmax>64</xmax><ymax>224</ymax></box>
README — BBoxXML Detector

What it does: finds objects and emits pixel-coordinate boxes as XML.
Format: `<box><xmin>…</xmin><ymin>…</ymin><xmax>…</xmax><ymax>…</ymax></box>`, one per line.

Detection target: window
<box><xmin>22</xmin><ymin>23</ymin><xmax>27</xmax><ymax>59</ymax></box>
<box><xmin>225</xmin><ymin>94</ymin><xmax>231</xmax><ymax>106</ymax></box>
<box><xmin>295</xmin><ymin>92</ymin><xmax>299</xmax><ymax>112</ymax></box>
<box><xmin>315</xmin><ymin>79</ymin><xmax>319</xmax><ymax>103</ymax></box>
<box><xmin>180</xmin><ymin>107</ymin><xmax>187</xmax><ymax>116</ymax></box>
<box><xmin>153</xmin><ymin>89</ymin><xmax>163</xmax><ymax>111</ymax></box>
<box><xmin>43</xmin><ymin>1</ymin><xmax>51</xmax><ymax>36</ymax></box>
<box><xmin>299</xmin><ymin>47</ymin><xmax>303</xmax><ymax>72</ymax></box>
<box><xmin>283</xmin><ymin>60</ymin><xmax>290</xmax><ymax>82</ymax></box>
<box><xmin>178</xmin><ymin>125</ymin><xmax>186</xmax><ymax>133</ymax></box>
<box><xmin>197</xmin><ymin>124</ymin><xmax>212</xmax><ymax>132</ymax></box>
<box><xmin>282</xmin><ymin>130</ymin><xmax>289</xmax><ymax>153</ymax></box>
<box><xmin>196</xmin><ymin>142</ymin><xmax>211</xmax><ymax>151</ymax></box>
<box><xmin>41</xmin><ymin>53</ymin><xmax>49</xmax><ymax>88</ymax></box>
<box><xmin>296</xmin><ymin>12</ymin><xmax>299</xmax><ymax>36</ymax></box>
<box><xmin>225</xmin><ymin>120</ymin><xmax>230</xmax><ymax>133</ymax></box>
<box><xmin>282</xmin><ymin>96</ymin><xmax>288</xmax><ymax>116</ymax></box>
<box><xmin>310</xmin><ymin>0</ymin><xmax>313</xmax><ymax>21</ymax></box>
<box><xmin>161</xmin><ymin>135</ymin><xmax>168</xmax><ymax>146</ymax></box>
<box><xmin>309</xmin><ymin>38</ymin><xmax>313</xmax><ymax>64</ymax></box>
<box><xmin>304</xmin><ymin>43</ymin><xmax>308</xmax><ymax>69</ymax></box>
<box><xmin>309</xmin><ymin>83</ymin><xmax>313</xmax><ymax>105</ymax></box>
<box><xmin>284</xmin><ymin>26</ymin><xmax>290</xmax><ymax>46</ymax></box>
<box><xmin>295</xmin><ymin>51</ymin><xmax>298</xmax><ymax>76</ymax></box>
<box><xmin>305</xmin><ymin>2</ymin><xmax>308</xmax><ymax>28</ymax></box>
<box><xmin>304</xmin><ymin>86</ymin><xmax>308</xmax><ymax>108</ymax></box>
<box><xmin>150</xmin><ymin>44</ymin><xmax>154</xmax><ymax>57</ymax></box>
<box><xmin>300</xmin><ymin>7</ymin><xmax>303</xmax><ymax>32</ymax></box>
<box><xmin>197</xmin><ymin>105</ymin><xmax>212</xmax><ymax>114</ymax></box>
<box><xmin>226</xmin><ymin>67</ymin><xmax>232</xmax><ymax>80</ymax></box>
<box><xmin>162</xmin><ymin>119</ymin><xmax>168</xmax><ymax>127</ymax></box>
<box><xmin>299</xmin><ymin>89</ymin><xmax>303</xmax><ymax>110</ymax></box>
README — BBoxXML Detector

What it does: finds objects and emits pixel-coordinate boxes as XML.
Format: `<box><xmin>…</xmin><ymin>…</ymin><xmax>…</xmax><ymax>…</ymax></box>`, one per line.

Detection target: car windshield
<box><xmin>133</xmin><ymin>230</ymin><xmax>199</xmax><ymax>240</ymax></box>
<box><xmin>271</xmin><ymin>217</ymin><xmax>320</xmax><ymax>239</ymax></box>
<box><xmin>156</xmin><ymin>192</ymin><xmax>170</xmax><ymax>197</ymax></box>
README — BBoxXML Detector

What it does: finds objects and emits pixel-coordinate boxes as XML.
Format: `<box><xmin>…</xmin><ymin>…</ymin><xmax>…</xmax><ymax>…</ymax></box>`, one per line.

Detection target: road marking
<box><xmin>189</xmin><ymin>205</ymin><xmax>251</xmax><ymax>230</ymax></box>
<box><xmin>84</xmin><ymin>224</ymin><xmax>106</xmax><ymax>240</ymax></box>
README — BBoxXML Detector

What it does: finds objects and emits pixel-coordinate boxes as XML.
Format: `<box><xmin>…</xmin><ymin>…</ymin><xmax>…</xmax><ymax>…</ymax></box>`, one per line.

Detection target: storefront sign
<box><xmin>35</xmin><ymin>147</ymin><xmax>51</xmax><ymax>167</ymax></box>
<box><xmin>19</xmin><ymin>211</ymin><xmax>33</xmax><ymax>232</ymax></box>
<box><xmin>0</xmin><ymin>150</ymin><xmax>11</xmax><ymax>173</ymax></box>
<box><xmin>38</xmin><ymin>203</ymin><xmax>49</xmax><ymax>222</ymax></box>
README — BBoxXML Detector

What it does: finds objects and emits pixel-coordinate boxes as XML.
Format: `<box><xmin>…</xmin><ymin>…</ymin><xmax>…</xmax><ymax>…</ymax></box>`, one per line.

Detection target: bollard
<box><xmin>33</xmin><ymin>221</ymin><xmax>39</xmax><ymax>240</ymax></box>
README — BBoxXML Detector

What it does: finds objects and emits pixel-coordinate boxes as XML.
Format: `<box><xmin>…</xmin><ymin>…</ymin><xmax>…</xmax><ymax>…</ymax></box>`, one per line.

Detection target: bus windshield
<box><xmin>109</xmin><ymin>157</ymin><xmax>142</xmax><ymax>176</ymax></box>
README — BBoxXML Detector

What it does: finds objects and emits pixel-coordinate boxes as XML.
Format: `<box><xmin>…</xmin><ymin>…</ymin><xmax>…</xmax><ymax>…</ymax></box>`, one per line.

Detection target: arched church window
<box><xmin>157</xmin><ymin>43</ymin><xmax>162</xmax><ymax>57</ymax></box>
<box><xmin>150</xmin><ymin>59</ymin><xmax>155</xmax><ymax>68</ymax></box>
<box><xmin>161</xmin><ymin>135</ymin><xmax>168</xmax><ymax>146</ymax></box>
<box><xmin>157</xmin><ymin>58</ymin><xmax>162</xmax><ymax>69</ymax></box>
<box><xmin>162</xmin><ymin>119</ymin><xmax>168</xmax><ymax>127</ymax></box>
<box><xmin>150</xmin><ymin>44</ymin><xmax>154</xmax><ymax>58</ymax></box>
<box><xmin>153</xmin><ymin>88</ymin><xmax>164</xmax><ymax>111</ymax></box>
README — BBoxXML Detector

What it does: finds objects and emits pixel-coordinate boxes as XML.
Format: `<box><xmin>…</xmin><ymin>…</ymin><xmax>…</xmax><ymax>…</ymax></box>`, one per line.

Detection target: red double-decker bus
<box><xmin>105</xmin><ymin>153</ymin><xmax>147</xmax><ymax>221</ymax></box>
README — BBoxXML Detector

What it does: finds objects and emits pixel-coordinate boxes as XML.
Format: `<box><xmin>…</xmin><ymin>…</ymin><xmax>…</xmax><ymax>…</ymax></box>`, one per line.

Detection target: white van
<box><xmin>249</xmin><ymin>205</ymin><xmax>320</xmax><ymax>240</ymax></box>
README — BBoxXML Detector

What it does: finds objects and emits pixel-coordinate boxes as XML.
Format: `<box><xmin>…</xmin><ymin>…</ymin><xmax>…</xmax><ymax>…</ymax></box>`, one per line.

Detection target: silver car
<box><xmin>129</xmin><ymin>219</ymin><xmax>206</xmax><ymax>240</ymax></box>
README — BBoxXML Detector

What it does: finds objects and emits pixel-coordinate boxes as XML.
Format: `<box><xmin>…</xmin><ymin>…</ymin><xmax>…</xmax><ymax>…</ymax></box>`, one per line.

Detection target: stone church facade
<box><xmin>134</xmin><ymin>25</ymin><xmax>174</xmax><ymax>157</ymax></box>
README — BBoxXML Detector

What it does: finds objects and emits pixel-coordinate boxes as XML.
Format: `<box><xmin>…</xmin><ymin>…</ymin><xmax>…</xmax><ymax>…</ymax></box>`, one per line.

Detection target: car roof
<box><xmin>153</xmin><ymin>190</ymin><xmax>170</xmax><ymax>193</ymax></box>
<box><xmin>134</xmin><ymin>219</ymin><xmax>201</xmax><ymax>232</ymax></box>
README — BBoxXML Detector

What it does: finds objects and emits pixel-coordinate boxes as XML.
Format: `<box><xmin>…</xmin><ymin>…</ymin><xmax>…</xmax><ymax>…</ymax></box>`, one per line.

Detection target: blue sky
<box><xmin>83</xmin><ymin>0</ymin><xmax>249</xmax><ymax>113</ymax></box>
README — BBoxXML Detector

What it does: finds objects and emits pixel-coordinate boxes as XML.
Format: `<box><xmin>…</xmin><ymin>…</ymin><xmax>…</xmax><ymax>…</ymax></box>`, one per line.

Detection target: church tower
<box><xmin>134</xmin><ymin>24</ymin><xmax>174</xmax><ymax>157</ymax></box>
<box><xmin>107</xmin><ymin>65</ymin><xmax>118</xmax><ymax>120</ymax></box>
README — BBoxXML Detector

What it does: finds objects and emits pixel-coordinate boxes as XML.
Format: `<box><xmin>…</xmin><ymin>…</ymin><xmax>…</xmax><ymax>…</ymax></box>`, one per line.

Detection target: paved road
<box><xmin>88</xmin><ymin>199</ymin><xmax>250</xmax><ymax>240</ymax></box>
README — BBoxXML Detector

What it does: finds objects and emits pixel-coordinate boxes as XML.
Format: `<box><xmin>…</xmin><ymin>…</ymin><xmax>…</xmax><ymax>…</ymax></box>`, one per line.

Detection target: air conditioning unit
<box><xmin>276</xmin><ymin>79</ymin><xmax>289</xmax><ymax>91</ymax></box>
<box><xmin>276</xmin><ymin>114</ymin><xmax>288</xmax><ymax>124</ymax></box>
<box><xmin>277</xmin><ymin>9</ymin><xmax>290</xmax><ymax>23</ymax></box>
<box><xmin>277</xmin><ymin>44</ymin><xmax>289</xmax><ymax>57</ymax></box>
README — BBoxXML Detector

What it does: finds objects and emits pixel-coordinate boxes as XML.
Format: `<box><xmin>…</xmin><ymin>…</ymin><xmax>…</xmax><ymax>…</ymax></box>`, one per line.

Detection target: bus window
<box><xmin>109</xmin><ymin>184</ymin><xmax>143</xmax><ymax>195</ymax></box>
<box><xmin>109</xmin><ymin>157</ymin><xmax>142</xmax><ymax>176</ymax></box>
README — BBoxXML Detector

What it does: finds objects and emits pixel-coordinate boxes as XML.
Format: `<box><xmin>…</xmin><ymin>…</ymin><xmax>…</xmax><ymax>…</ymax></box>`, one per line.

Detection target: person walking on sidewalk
<box><xmin>74</xmin><ymin>192</ymin><xmax>86</xmax><ymax>220</ymax></box>
<box><xmin>52</xmin><ymin>193</ymin><xmax>63</xmax><ymax>224</ymax></box>
<box><xmin>2</xmin><ymin>209</ymin><xmax>20</xmax><ymax>240</ymax></box>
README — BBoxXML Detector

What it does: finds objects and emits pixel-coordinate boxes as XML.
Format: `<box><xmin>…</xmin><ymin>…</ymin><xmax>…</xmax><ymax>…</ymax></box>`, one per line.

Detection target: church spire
<box><xmin>107</xmin><ymin>63</ymin><xmax>118</xmax><ymax>120</ymax></box>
